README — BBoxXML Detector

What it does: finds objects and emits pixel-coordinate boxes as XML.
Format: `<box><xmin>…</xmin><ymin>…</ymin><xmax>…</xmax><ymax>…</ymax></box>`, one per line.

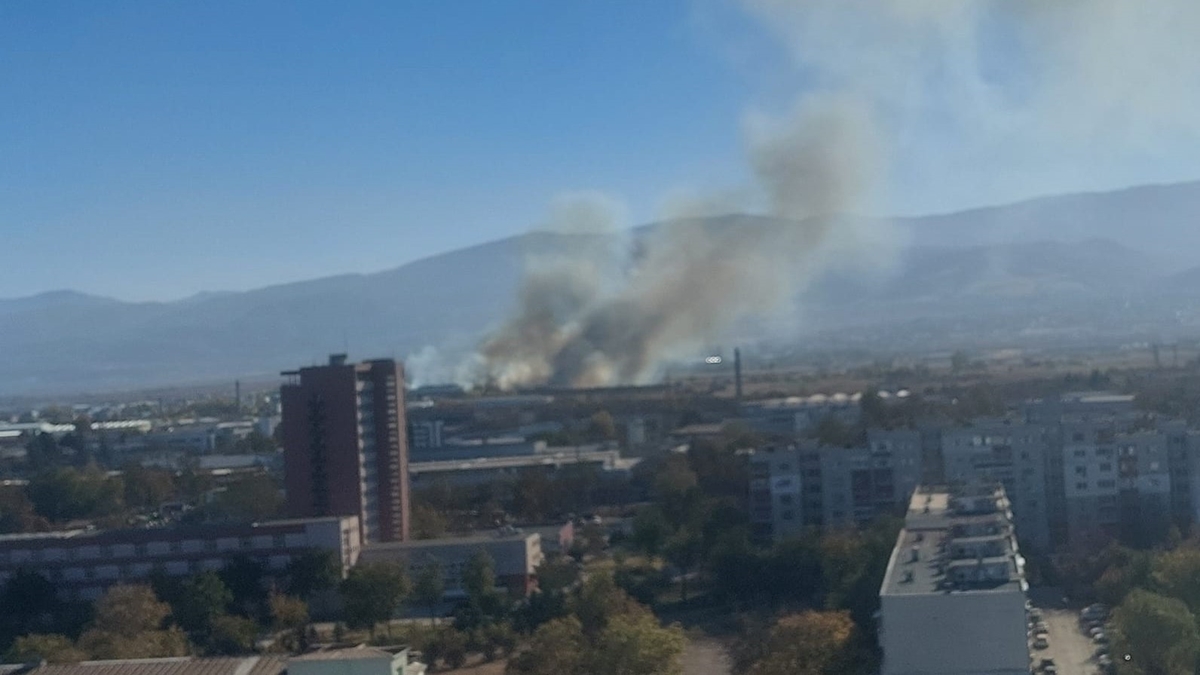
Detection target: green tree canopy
<box><xmin>506</xmin><ymin>616</ymin><xmax>587</xmax><ymax>675</ymax></box>
<box><xmin>285</xmin><ymin>550</ymin><xmax>342</xmax><ymax>598</ymax></box>
<box><xmin>412</xmin><ymin>561</ymin><xmax>445</xmax><ymax>623</ymax></box>
<box><xmin>340</xmin><ymin>562</ymin><xmax>409</xmax><ymax>633</ymax></box>
<box><xmin>172</xmin><ymin>571</ymin><xmax>233</xmax><ymax>634</ymax></box>
<box><xmin>26</xmin><ymin>467</ymin><xmax>124</xmax><ymax>522</ymax></box>
<box><xmin>463</xmin><ymin>549</ymin><xmax>497</xmax><ymax>602</ymax></box>
<box><xmin>737</xmin><ymin>611</ymin><xmax>858</xmax><ymax>675</ymax></box>
<box><xmin>1111</xmin><ymin>589</ymin><xmax>1200</xmax><ymax>675</ymax></box>
<box><xmin>4</xmin><ymin>634</ymin><xmax>86</xmax><ymax>664</ymax></box>
<box><xmin>77</xmin><ymin>585</ymin><xmax>189</xmax><ymax>661</ymax></box>
<box><xmin>588</xmin><ymin>612</ymin><xmax>685</xmax><ymax>675</ymax></box>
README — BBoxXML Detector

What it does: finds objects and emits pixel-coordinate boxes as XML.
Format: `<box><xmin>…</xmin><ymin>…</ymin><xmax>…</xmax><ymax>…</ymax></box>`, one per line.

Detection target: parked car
<box><xmin>1034</xmin><ymin>635</ymin><xmax>1050</xmax><ymax>650</ymax></box>
<box><xmin>1038</xmin><ymin>657</ymin><xmax>1057</xmax><ymax>673</ymax></box>
<box><xmin>1034</xmin><ymin>623</ymin><xmax>1050</xmax><ymax>636</ymax></box>
<box><xmin>1093</xmin><ymin>632</ymin><xmax>1110</xmax><ymax>645</ymax></box>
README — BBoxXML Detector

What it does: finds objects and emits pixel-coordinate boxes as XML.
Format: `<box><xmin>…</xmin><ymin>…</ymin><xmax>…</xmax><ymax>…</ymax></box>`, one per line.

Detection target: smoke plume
<box><xmin>477</xmin><ymin>0</ymin><xmax>1200</xmax><ymax>389</ymax></box>
<box><xmin>481</xmin><ymin>98</ymin><xmax>880</xmax><ymax>388</ymax></box>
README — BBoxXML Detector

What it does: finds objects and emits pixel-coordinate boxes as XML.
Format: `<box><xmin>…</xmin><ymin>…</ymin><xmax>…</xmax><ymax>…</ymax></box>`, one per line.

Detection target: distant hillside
<box><xmin>898</xmin><ymin>181</ymin><xmax>1200</xmax><ymax>268</ymax></box>
<box><xmin>4</xmin><ymin>181</ymin><xmax>1200</xmax><ymax>394</ymax></box>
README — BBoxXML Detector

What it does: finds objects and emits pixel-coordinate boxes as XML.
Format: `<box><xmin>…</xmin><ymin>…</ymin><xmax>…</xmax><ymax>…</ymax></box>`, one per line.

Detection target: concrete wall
<box><xmin>880</xmin><ymin>589</ymin><xmax>1028</xmax><ymax>675</ymax></box>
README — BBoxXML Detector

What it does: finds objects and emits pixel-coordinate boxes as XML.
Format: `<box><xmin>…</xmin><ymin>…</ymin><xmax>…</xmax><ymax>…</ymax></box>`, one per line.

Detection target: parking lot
<box><xmin>1030</xmin><ymin>602</ymin><xmax>1112</xmax><ymax>675</ymax></box>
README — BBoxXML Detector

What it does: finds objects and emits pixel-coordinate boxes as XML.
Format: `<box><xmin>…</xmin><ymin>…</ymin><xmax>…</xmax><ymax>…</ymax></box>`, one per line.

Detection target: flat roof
<box><xmin>882</xmin><ymin>487</ymin><xmax>1025</xmax><ymax>597</ymax></box>
<box><xmin>363</xmin><ymin>531</ymin><xmax>536</xmax><ymax>552</ymax></box>
<box><xmin>0</xmin><ymin>516</ymin><xmax>353</xmax><ymax>547</ymax></box>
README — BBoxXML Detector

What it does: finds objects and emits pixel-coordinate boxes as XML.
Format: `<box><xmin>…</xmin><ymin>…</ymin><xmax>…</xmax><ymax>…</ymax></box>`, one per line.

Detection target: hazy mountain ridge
<box><xmin>5</xmin><ymin>182</ymin><xmax>1200</xmax><ymax>394</ymax></box>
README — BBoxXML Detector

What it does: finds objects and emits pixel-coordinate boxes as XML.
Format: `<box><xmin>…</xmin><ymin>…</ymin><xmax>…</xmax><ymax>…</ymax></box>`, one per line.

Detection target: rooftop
<box><xmin>363</xmin><ymin>530</ymin><xmax>536</xmax><ymax>552</ymax></box>
<box><xmin>881</xmin><ymin>486</ymin><xmax>1026</xmax><ymax>598</ymax></box>
<box><xmin>1</xmin><ymin>656</ymin><xmax>287</xmax><ymax>675</ymax></box>
<box><xmin>291</xmin><ymin>645</ymin><xmax>408</xmax><ymax>661</ymax></box>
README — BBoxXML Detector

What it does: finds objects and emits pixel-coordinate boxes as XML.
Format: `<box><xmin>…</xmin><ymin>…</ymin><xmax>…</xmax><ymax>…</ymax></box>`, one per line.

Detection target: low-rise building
<box><xmin>357</xmin><ymin>530</ymin><xmax>543</xmax><ymax>599</ymax></box>
<box><xmin>0</xmin><ymin>516</ymin><xmax>360</xmax><ymax>601</ymax></box>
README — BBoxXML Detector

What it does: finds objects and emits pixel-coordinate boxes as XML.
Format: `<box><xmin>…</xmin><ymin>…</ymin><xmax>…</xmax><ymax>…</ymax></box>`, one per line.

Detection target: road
<box><xmin>1034</xmin><ymin>608</ymin><xmax>1102</xmax><ymax>675</ymax></box>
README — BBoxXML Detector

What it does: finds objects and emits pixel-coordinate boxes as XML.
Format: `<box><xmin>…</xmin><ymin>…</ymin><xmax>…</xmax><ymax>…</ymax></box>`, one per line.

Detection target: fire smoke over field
<box><xmin>469</xmin><ymin>0</ymin><xmax>1200</xmax><ymax>390</ymax></box>
<box><xmin>481</xmin><ymin>98</ymin><xmax>880</xmax><ymax>389</ymax></box>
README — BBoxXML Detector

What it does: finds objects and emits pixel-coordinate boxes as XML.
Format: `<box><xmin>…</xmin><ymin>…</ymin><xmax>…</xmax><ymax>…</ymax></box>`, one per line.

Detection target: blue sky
<box><xmin>3</xmin><ymin>1</ymin><xmax>1199</xmax><ymax>301</ymax></box>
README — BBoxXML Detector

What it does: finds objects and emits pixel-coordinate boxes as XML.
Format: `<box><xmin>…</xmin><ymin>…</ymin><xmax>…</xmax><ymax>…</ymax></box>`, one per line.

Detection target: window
<box><xmin>204</xmin><ymin>540</ymin><xmax>217</xmax><ymax>551</ymax></box>
<box><xmin>240</xmin><ymin>537</ymin><xmax>253</xmax><ymax>549</ymax></box>
<box><xmin>1076</xmin><ymin>482</ymin><xmax>1088</xmax><ymax>490</ymax></box>
<box><xmin>1098</xmin><ymin>480</ymin><xmax>1116</xmax><ymax>489</ymax></box>
<box><xmin>1075</xmin><ymin>466</ymin><xmax>1087</xmax><ymax>477</ymax></box>
<box><xmin>779</xmin><ymin>494</ymin><xmax>794</xmax><ymax>506</ymax></box>
<box><xmin>1073</xmin><ymin>449</ymin><xmax>1087</xmax><ymax>458</ymax></box>
<box><xmin>273</xmin><ymin>534</ymin><xmax>286</xmax><ymax>548</ymax></box>
<box><xmin>169</xmin><ymin>541</ymin><xmax>181</xmax><ymax>553</ymax></box>
<box><xmin>1100</xmin><ymin>463</ymin><xmax>1112</xmax><ymax>472</ymax></box>
<box><xmin>780</xmin><ymin>510</ymin><xmax>794</xmax><ymax>521</ymax></box>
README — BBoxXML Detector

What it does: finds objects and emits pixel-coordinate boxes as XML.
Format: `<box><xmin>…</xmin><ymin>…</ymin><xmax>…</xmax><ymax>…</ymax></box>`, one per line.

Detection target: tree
<box><xmin>205</xmin><ymin>615</ymin><xmax>258</xmax><ymax>656</ymax></box>
<box><xmin>535</xmin><ymin>555</ymin><xmax>578</xmax><ymax>594</ymax></box>
<box><xmin>122</xmin><ymin>464</ymin><xmax>176</xmax><ymax>511</ymax></box>
<box><xmin>269</xmin><ymin>592</ymin><xmax>309</xmax><ymax>632</ymax></box>
<box><xmin>173</xmin><ymin>571</ymin><xmax>233</xmax><ymax>634</ymax></box>
<box><xmin>0</xmin><ymin>486</ymin><xmax>48</xmax><ymax>534</ymax></box>
<box><xmin>588</xmin><ymin>411</ymin><xmax>617</xmax><ymax>441</ymax></box>
<box><xmin>219</xmin><ymin>555</ymin><xmax>268</xmax><ymax>618</ymax></box>
<box><xmin>1153</xmin><ymin>548</ymin><xmax>1200</xmax><ymax>616</ymax></box>
<box><xmin>285</xmin><ymin>550</ymin><xmax>342</xmax><ymax>598</ymax></box>
<box><xmin>664</xmin><ymin>527</ymin><xmax>704</xmax><ymax>601</ymax></box>
<box><xmin>25</xmin><ymin>466</ymin><xmax>124</xmax><ymax>522</ymax></box>
<box><xmin>269</xmin><ymin>592</ymin><xmax>310</xmax><ymax>653</ymax></box>
<box><xmin>506</xmin><ymin>616</ymin><xmax>587</xmax><ymax>675</ymax></box>
<box><xmin>412</xmin><ymin>562</ymin><xmax>445</xmax><ymax>624</ymax></box>
<box><xmin>340</xmin><ymin>562</ymin><xmax>409</xmax><ymax>635</ymax></box>
<box><xmin>736</xmin><ymin>611</ymin><xmax>858</xmax><ymax>675</ymax></box>
<box><xmin>207</xmin><ymin>474</ymin><xmax>283</xmax><ymax>522</ymax></box>
<box><xmin>5</xmin><ymin>634</ymin><xmax>86</xmax><ymax>664</ymax></box>
<box><xmin>481</xmin><ymin>622</ymin><xmax>518</xmax><ymax>661</ymax></box>
<box><xmin>77</xmin><ymin>585</ymin><xmax>189</xmax><ymax>660</ymax></box>
<box><xmin>571</xmin><ymin>573</ymin><xmax>649</xmax><ymax>636</ymax></box>
<box><xmin>631</xmin><ymin>506</ymin><xmax>671</xmax><ymax>558</ymax></box>
<box><xmin>1110</xmin><ymin>589</ymin><xmax>1200</xmax><ymax>675</ymax></box>
<box><xmin>0</xmin><ymin>570</ymin><xmax>62</xmax><ymax>637</ymax></box>
<box><xmin>411</xmin><ymin>502</ymin><xmax>448</xmax><ymax>540</ymax></box>
<box><xmin>463</xmin><ymin>549</ymin><xmax>497</xmax><ymax>602</ymax></box>
<box><xmin>588</xmin><ymin>612</ymin><xmax>685</xmax><ymax>675</ymax></box>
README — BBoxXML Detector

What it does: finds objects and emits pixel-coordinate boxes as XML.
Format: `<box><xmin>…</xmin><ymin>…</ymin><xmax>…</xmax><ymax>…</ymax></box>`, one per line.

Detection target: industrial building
<box><xmin>281</xmin><ymin>355</ymin><xmax>411</xmax><ymax>543</ymax></box>
<box><xmin>878</xmin><ymin>485</ymin><xmax>1029</xmax><ymax>675</ymax></box>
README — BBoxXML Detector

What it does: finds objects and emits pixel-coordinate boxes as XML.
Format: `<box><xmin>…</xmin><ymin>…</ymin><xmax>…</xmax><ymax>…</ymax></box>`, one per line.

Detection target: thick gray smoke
<box><xmin>481</xmin><ymin>99</ymin><xmax>880</xmax><ymax>388</ymax></box>
<box><xmin>476</xmin><ymin>0</ymin><xmax>1200</xmax><ymax>389</ymax></box>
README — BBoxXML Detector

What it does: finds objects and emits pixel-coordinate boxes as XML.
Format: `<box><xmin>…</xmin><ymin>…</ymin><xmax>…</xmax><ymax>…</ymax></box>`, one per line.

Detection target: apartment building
<box><xmin>940</xmin><ymin>420</ymin><xmax>1053</xmax><ymax>550</ymax></box>
<box><xmin>749</xmin><ymin>429</ymin><xmax>922</xmax><ymax>537</ymax></box>
<box><xmin>878</xmin><ymin>485</ymin><xmax>1029</xmax><ymax>675</ymax></box>
<box><xmin>281</xmin><ymin>355</ymin><xmax>411</xmax><ymax>543</ymax></box>
<box><xmin>357</xmin><ymin>530</ymin><xmax>543</xmax><ymax>599</ymax></box>
<box><xmin>0</xmin><ymin>516</ymin><xmax>360</xmax><ymax>601</ymax></box>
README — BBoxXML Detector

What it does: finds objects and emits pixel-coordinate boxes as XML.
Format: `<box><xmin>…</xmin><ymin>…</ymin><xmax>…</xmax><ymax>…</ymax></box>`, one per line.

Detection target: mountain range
<box><xmin>5</xmin><ymin>181</ymin><xmax>1200</xmax><ymax>395</ymax></box>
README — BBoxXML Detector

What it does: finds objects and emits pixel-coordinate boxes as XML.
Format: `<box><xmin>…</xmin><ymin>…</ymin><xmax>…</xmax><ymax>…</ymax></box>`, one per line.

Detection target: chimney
<box><xmin>734</xmin><ymin>348</ymin><xmax>744</xmax><ymax>403</ymax></box>
<box><xmin>329</xmin><ymin>353</ymin><xmax>348</xmax><ymax>367</ymax></box>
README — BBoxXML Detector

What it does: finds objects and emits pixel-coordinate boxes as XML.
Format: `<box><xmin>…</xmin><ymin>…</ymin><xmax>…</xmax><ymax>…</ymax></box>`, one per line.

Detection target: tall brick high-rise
<box><xmin>281</xmin><ymin>354</ymin><xmax>410</xmax><ymax>543</ymax></box>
